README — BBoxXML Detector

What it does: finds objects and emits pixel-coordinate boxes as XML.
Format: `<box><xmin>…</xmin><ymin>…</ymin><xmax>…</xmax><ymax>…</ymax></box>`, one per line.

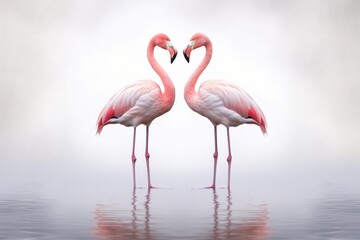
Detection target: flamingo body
<box><xmin>190</xmin><ymin>79</ymin><xmax>266</xmax><ymax>132</ymax></box>
<box><xmin>97</xmin><ymin>80</ymin><xmax>170</xmax><ymax>132</ymax></box>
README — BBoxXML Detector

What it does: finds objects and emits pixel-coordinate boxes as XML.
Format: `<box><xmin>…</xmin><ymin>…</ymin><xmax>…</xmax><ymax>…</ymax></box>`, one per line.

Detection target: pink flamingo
<box><xmin>183</xmin><ymin>33</ymin><xmax>267</xmax><ymax>189</ymax></box>
<box><xmin>97</xmin><ymin>33</ymin><xmax>177</xmax><ymax>189</ymax></box>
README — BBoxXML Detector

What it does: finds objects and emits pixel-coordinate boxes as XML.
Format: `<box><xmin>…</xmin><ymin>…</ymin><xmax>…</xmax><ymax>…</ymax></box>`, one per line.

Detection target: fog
<box><xmin>1</xmin><ymin>0</ymin><xmax>359</xmax><ymax>188</ymax></box>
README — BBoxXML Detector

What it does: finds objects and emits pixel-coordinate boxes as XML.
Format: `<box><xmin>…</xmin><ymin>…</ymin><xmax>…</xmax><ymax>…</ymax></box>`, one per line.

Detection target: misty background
<box><xmin>1</xmin><ymin>0</ymin><xmax>359</xmax><ymax>189</ymax></box>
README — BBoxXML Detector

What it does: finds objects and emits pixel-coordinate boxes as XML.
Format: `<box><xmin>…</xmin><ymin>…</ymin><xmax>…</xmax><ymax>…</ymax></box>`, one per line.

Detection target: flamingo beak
<box><xmin>171</xmin><ymin>49</ymin><xmax>177</xmax><ymax>64</ymax></box>
<box><xmin>166</xmin><ymin>41</ymin><xmax>177</xmax><ymax>64</ymax></box>
<box><xmin>183</xmin><ymin>41</ymin><xmax>195</xmax><ymax>63</ymax></box>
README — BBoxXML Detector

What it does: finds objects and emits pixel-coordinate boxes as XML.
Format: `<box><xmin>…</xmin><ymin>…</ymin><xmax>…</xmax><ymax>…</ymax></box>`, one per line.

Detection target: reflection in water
<box><xmin>210</xmin><ymin>190</ymin><xmax>269</xmax><ymax>240</ymax></box>
<box><xmin>95</xmin><ymin>189</ymin><xmax>269</xmax><ymax>240</ymax></box>
<box><xmin>95</xmin><ymin>189</ymin><xmax>161</xmax><ymax>239</ymax></box>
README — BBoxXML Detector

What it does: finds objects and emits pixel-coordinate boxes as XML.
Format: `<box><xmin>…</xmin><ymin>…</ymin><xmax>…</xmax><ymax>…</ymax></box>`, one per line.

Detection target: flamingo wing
<box><xmin>199</xmin><ymin>80</ymin><xmax>267</xmax><ymax>133</ymax></box>
<box><xmin>97</xmin><ymin>80</ymin><xmax>161</xmax><ymax>134</ymax></box>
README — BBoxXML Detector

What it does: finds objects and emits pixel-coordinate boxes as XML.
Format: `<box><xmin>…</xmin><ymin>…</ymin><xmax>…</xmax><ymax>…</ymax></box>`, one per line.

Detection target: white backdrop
<box><xmin>1</xmin><ymin>0</ymin><xmax>359</xmax><ymax>188</ymax></box>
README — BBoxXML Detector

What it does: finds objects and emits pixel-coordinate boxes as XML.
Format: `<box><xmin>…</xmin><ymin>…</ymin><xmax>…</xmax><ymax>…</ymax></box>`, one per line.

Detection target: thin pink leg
<box><xmin>145</xmin><ymin>125</ymin><xmax>154</xmax><ymax>189</ymax></box>
<box><xmin>131</xmin><ymin>127</ymin><xmax>137</xmax><ymax>189</ymax></box>
<box><xmin>206</xmin><ymin>125</ymin><xmax>218</xmax><ymax>189</ymax></box>
<box><xmin>226</xmin><ymin>127</ymin><xmax>232</xmax><ymax>189</ymax></box>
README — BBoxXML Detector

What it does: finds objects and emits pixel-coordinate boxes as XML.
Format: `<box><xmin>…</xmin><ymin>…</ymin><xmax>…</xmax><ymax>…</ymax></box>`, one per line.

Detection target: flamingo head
<box><xmin>154</xmin><ymin>33</ymin><xmax>178</xmax><ymax>64</ymax></box>
<box><xmin>183</xmin><ymin>33</ymin><xmax>209</xmax><ymax>63</ymax></box>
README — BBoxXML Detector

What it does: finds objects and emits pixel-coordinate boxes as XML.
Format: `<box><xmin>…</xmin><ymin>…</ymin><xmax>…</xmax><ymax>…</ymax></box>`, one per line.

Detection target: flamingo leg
<box><xmin>205</xmin><ymin>125</ymin><xmax>218</xmax><ymax>189</ymax></box>
<box><xmin>132</xmin><ymin>127</ymin><xmax>137</xmax><ymax>189</ymax></box>
<box><xmin>212</xmin><ymin>125</ymin><xmax>218</xmax><ymax>188</ymax></box>
<box><xmin>226</xmin><ymin>127</ymin><xmax>232</xmax><ymax>189</ymax></box>
<box><xmin>145</xmin><ymin>125</ymin><xmax>154</xmax><ymax>189</ymax></box>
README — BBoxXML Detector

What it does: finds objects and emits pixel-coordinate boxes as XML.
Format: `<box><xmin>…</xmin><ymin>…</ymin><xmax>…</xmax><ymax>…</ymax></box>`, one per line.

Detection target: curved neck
<box><xmin>147</xmin><ymin>41</ymin><xmax>175</xmax><ymax>96</ymax></box>
<box><xmin>184</xmin><ymin>40</ymin><xmax>212</xmax><ymax>98</ymax></box>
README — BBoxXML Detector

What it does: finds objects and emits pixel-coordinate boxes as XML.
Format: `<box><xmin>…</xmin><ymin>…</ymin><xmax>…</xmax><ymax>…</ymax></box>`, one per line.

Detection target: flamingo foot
<box><xmin>135</xmin><ymin>184</ymin><xmax>164</xmax><ymax>189</ymax></box>
<box><xmin>135</xmin><ymin>186</ymin><xmax>156</xmax><ymax>190</ymax></box>
<box><xmin>148</xmin><ymin>185</ymin><xmax>172</xmax><ymax>190</ymax></box>
<box><xmin>149</xmin><ymin>185</ymin><xmax>157</xmax><ymax>189</ymax></box>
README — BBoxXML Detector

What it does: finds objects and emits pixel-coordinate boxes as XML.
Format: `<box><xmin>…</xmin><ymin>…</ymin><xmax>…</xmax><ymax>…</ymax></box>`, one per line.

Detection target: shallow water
<box><xmin>1</xmin><ymin>165</ymin><xmax>359</xmax><ymax>240</ymax></box>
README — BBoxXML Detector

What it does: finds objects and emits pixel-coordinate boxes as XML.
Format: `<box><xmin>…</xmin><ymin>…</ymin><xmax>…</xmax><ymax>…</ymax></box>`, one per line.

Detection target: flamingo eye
<box><xmin>189</xmin><ymin>40</ymin><xmax>195</xmax><ymax>48</ymax></box>
<box><xmin>166</xmin><ymin>41</ymin><xmax>173</xmax><ymax>48</ymax></box>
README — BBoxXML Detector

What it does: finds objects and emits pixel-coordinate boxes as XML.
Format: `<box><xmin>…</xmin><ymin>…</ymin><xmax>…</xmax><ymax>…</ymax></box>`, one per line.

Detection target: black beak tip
<box><xmin>183</xmin><ymin>51</ymin><xmax>190</xmax><ymax>63</ymax></box>
<box><xmin>171</xmin><ymin>52</ymin><xmax>177</xmax><ymax>64</ymax></box>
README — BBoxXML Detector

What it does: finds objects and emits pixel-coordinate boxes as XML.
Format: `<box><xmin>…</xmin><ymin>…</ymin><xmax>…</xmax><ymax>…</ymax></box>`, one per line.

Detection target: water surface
<box><xmin>1</xmin><ymin>165</ymin><xmax>359</xmax><ymax>239</ymax></box>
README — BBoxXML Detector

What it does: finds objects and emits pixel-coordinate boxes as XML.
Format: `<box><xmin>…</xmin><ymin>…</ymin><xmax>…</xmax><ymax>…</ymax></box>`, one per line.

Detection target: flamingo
<box><xmin>183</xmin><ymin>33</ymin><xmax>267</xmax><ymax>189</ymax></box>
<box><xmin>97</xmin><ymin>33</ymin><xmax>177</xmax><ymax>190</ymax></box>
